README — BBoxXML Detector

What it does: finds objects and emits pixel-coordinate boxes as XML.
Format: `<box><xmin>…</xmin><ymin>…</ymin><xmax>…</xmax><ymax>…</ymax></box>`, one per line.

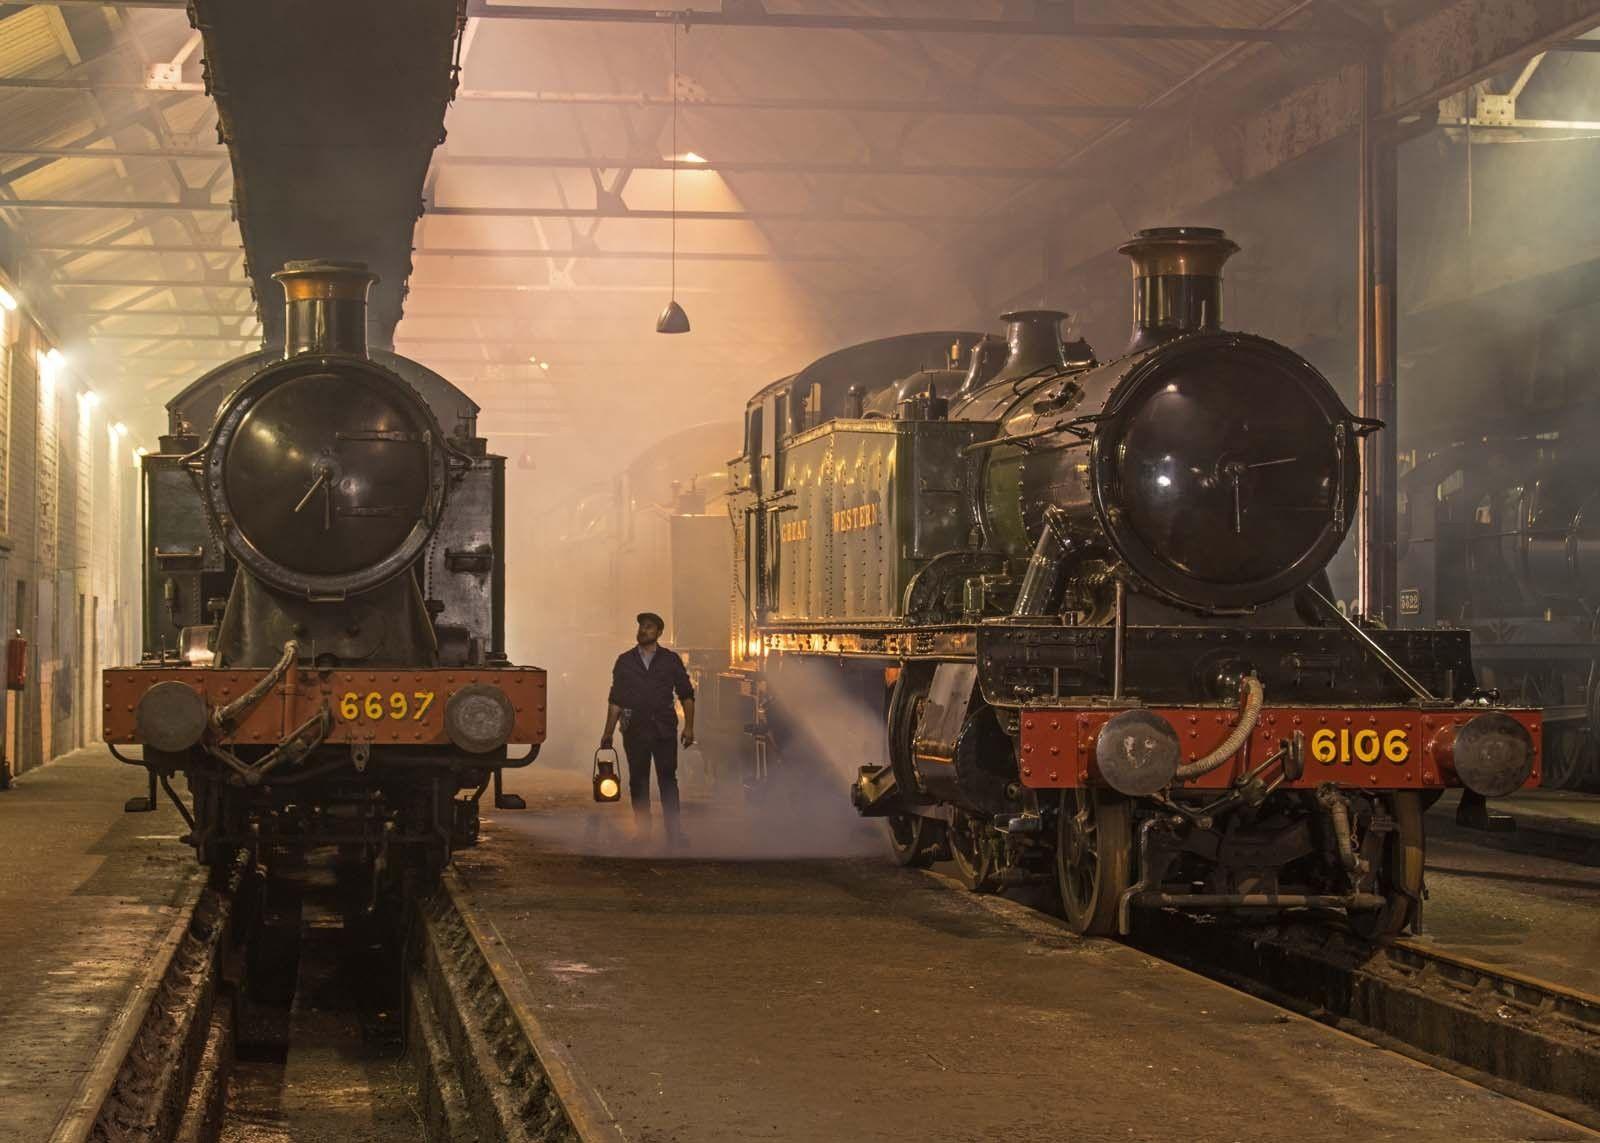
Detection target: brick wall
<box><xmin>0</xmin><ymin>299</ymin><xmax>139</xmax><ymax>774</ymax></box>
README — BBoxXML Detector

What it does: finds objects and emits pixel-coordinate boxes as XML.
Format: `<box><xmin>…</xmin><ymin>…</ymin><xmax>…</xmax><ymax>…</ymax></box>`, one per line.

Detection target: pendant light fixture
<box><xmin>656</xmin><ymin>16</ymin><xmax>691</xmax><ymax>335</ymax></box>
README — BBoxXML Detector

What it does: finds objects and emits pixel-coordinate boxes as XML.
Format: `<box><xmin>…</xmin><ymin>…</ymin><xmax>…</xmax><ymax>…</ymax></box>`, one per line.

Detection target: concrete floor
<box><xmin>470</xmin><ymin>766</ymin><xmax>1595</xmax><ymax>1143</ymax></box>
<box><xmin>1431</xmin><ymin>788</ymin><xmax>1600</xmax><ymax>866</ymax></box>
<box><xmin>0</xmin><ymin>747</ymin><xmax>198</xmax><ymax>1143</ymax></box>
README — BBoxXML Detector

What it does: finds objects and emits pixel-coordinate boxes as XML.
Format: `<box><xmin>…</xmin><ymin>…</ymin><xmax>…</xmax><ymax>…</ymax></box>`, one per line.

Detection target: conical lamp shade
<box><xmin>656</xmin><ymin>298</ymin><xmax>691</xmax><ymax>334</ymax></box>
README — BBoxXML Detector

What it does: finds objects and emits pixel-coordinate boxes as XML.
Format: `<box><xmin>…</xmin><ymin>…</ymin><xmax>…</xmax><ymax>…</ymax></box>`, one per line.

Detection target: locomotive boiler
<box><xmin>722</xmin><ymin>227</ymin><xmax>1540</xmax><ymax>937</ymax></box>
<box><xmin>105</xmin><ymin>261</ymin><xmax>544</xmax><ymax>880</ymax></box>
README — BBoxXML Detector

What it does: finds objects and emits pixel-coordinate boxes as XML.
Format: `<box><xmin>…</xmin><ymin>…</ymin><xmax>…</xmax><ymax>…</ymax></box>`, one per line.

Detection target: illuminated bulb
<box><xmin>0</xmin><ymin>286</ymin><xmax>15</xmax><ymax>311</ymax></box>
<box><xmin>45</xmin><ymin>348</ymin><xmax>62</xmax><ymax>368</ymax></box>
<box><xmin>538</xmin><ymin>361</ymin><xmax>550</xmax><ymax>371</ymax></box>
<box><xmin>82</xmin><ymin>389</ymin><xmax>100</xmax><ymax>407</ymax></box>
<box><xmin>1156</xmin><ymin>474</ymin><xmax>1172</xmax><ymax>488</ymax></box>
<box><xmin>598</xmin><ymin>776</ymin><xmax>620</xmax><ymax>800</ymax></box>
<box><xmin>112</xmin><ymin>422</ymin><xmax>127</xmax><ymax>437</ymax></box>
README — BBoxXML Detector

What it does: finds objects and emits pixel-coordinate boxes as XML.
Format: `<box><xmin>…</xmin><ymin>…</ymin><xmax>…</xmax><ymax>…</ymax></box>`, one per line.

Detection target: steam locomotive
<box><xmin>721</xmin><ymin>227</ymin><xmax>1541</xmax><ymax>937</ymax></box>
<box><xmin>1396</xmin><ymin>424</ymin><xmax>1600</xmax><ymax>790</ymax></box>
<box><xmin>105</xmin><ymin>261</ymin><xmax>545</xmax><ymax>880</ymax></box>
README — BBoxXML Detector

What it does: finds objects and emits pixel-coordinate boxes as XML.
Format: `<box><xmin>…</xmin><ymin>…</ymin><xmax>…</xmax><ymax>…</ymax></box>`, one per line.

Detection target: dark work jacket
<box><xmin>609</xmin><ymin>645</ymin><xmax>695</xmax><ymax>738</ymax></box>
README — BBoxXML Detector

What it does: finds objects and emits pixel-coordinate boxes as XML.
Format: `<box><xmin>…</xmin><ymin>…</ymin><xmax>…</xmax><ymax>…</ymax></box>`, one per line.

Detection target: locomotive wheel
<box><xmin>1544</xmin><ymin>726</ymin><xmax>1594</xmax><ymax>790</ymax></box>
<box><xmin>948</xmin><ymin>811</ymin><xmax>1001</xmax><ymax>893</ymax></box>
<box><xmin>1056</xmin><ymin>789</ymin><xmax>1133</xmax><ymax>936</ymax></box>
<box><xmin>1349</xmin><ymin>791</ymin><xmax>1425</xmax><ymax>941</ymax></box>
<box><xmin>887</xmin><ymin>813</ymin><xmax>948</xmax><ymax>867</ymax></box>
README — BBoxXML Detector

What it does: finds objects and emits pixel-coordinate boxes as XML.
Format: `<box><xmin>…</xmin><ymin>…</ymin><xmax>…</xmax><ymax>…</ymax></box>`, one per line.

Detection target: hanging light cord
<box><xmin>670</xmin><ymin>18</ymin><xmax>679</xmax><ymax>300</ymax></box>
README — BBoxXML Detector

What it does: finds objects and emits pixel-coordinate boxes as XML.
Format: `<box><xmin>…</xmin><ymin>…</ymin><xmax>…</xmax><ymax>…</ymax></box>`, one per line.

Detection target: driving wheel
<box><xmin>948</xmin><ymin>810</ymin><xmax>1001</xmax><ymax>892</ymax></box>
<box><xmin>1056</xmin><ymin>788</ymin><xmax>1133</xmax><ymax>936</ymax></box>
<box><xmin>887</xmin><ymin>813</ymin><xmax>948</xmax><ymax>868</ymax></box>
<box><xmin>1349</xmin><ymin>791</ymin><xmax>1425</xmax><ymax>941</ymax></box>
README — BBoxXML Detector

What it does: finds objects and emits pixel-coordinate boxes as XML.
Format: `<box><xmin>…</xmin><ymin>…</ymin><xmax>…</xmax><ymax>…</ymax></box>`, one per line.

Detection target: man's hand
<box><xmin>681</xmin><ymin>729</ymin><xmax>695</xmax><ymax>749</ymax></box>
<box><xmin>600</xmin><ymin>735</ymin><xmax>614</xmax><ymax>750</ymax></box>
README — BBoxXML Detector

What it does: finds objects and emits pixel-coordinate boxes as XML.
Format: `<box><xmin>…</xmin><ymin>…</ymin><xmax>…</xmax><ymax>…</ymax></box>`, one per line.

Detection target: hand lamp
<box><xmin>593</xmin><ymin>747</ymin><xmax>622</xmax><ymax>803</ymax></box>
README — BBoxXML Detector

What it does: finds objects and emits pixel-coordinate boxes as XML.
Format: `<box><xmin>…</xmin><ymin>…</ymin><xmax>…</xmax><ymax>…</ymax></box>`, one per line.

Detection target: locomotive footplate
<box><xmin>104</xmin><ymin>666</ymin><xmax>547</xmax><ymax>749</ymax></box>
<box><xmin>1017</xmin><ymin>705</ymin><xmax>1541</xmax><ymax>793</ymax></box>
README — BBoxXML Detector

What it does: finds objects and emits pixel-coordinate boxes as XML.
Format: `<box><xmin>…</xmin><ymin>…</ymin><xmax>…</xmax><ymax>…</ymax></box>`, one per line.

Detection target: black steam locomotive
<box><xmin>106</xmin><ymin>261</ymin><xmax>544</xmax><ymax>881</ymax></box>
<box><xmin>720</xmin><ymin>227</ymin><xmax>1541</xmax><ymax>937</ymax></box>
<box><xmin>1397</xmin><ymin>423</ymin><xmax>1600</xmax><ymax>789</ymax></box>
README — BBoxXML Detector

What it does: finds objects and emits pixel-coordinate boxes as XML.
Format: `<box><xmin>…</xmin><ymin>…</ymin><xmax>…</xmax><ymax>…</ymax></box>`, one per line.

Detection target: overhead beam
<box><xmin>464</xmin><ymin>2</ymin><xmax>1349</xmax><ymax>42</ymax></box>
<box><xmin>53</xmin><ymin>277</ymin><xmax>250</xmax><ymax>288</ymax></box>
<box><xmin>74</xmin><ymin>308</ymin><xmax>258</xmax><ymax>318</ymax></box>
<box><xmin>0</xmin><ymin>145</ymin><xmax>222</xmax><ymax>161</ymax></box>
<box><xmin>426</xmin><ymin>204</ymin><xmax>995</xmax><ymax>224</ymax></box>
<box><xmin>455</xmin><ymin>86</ymin><xmax>1148</xmax><ymax>121</ymax></box>
<box><xmin>30</xmin><ymin>241</ymin><xmax>875</xmax><ymax>263</ymax></box>
<box><xmin>439</xmin><ymin>152</ymin><xmax>1083</xmax><ymax>180</ymax></box>
<box><xmin>0</xmin><ymin>199</ymin><xmax>230</xmax><ymax>213</ymax></box>
<box><xmin>0</xmin><ymin>76</ymin><xmax>203</xmax><ymax>92</ymax></box>
<box><xmin>87</xmin><ymin>332</ymin><xmax>259</xmax><ymax>342</ymax></box>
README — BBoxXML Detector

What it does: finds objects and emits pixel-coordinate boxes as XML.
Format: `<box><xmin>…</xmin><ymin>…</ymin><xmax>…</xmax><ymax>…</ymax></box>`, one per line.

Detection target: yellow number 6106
<box><xmin>1309</xmin><ymin>727</ymin><xmax>1409</xmax><ymax>765</ymax></box>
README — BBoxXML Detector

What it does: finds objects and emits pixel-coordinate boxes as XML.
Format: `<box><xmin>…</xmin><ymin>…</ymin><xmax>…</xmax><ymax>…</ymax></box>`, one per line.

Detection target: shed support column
<box><xmin>1357</xmin><ymin>58</ymin><xmax>1400</xmax><ymax>626</ymax></box>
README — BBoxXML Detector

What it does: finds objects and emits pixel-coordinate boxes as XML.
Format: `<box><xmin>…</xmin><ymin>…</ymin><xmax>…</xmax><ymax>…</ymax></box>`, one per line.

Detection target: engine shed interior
<box><xmin>1</xmin><ymin>4</ymin><xmax>1599</xmax><ymax>1142</ymax></box>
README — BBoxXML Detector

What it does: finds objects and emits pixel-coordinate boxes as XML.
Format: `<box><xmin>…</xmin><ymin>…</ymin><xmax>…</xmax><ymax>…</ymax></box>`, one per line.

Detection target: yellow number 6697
<box><xmin>1309</xmin><ymin>727</ymin><xmax>1409</xmax><ymax>765</ymax></box>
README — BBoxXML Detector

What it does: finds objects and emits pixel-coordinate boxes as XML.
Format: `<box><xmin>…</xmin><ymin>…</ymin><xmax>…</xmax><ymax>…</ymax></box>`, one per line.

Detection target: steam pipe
<box><xmin>1356</xmin><ymin>57</ymin><xmax>1399</xmax><ymax>625</ymax></box>
<box><xmin>1013</xmin><ymin>507</ymin><xmax>1075</xmax><ymax>616</ymax></box>
<box><xmin>1112</xmin><ymin>578</ymin><xmax>1126</xmax><ymax>699</ymax></box>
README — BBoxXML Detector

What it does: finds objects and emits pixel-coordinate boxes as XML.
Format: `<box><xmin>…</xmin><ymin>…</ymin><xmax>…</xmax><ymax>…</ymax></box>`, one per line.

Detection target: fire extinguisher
<box><xmin>6</xmin><ymin>635</ymin><xmax>27</xmax><ymax>691</ymax></box>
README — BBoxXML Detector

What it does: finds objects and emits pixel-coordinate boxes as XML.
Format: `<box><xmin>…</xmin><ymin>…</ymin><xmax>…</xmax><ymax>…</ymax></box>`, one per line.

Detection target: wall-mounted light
<box><xmin>538</xmin><ymin>361</ymin><xmax>551</xmax><ymax>371</ymax></box>
<box><xmin>37</xmin><ymin>347</ymin><xmax>62</xmax><ymax>388</ymax></box>
<box><xmin>82</xmin><ymin>389</ymin><xmax>100</xmax><ymax>407</ymax></box>
<box><xmin>112</xmin><ymin>422</ymin><xmax>127</xmax><ymax>437</ymax></box>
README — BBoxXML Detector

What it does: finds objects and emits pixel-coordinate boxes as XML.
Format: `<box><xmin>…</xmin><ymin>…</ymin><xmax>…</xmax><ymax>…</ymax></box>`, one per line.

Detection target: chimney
<box><xmin>988</xmin><ymin>309</ymin><xmax>1071</xmax><ymax>388</ymax></box>
<box><xmin>1118</xmin><ymin>227</ymin><xmax>1239</xmax><ymax>353</ymax></box>
<box><xmin>273</xmin><ymin>259</ymin><xmax>377</xmax><ymax>358</ymax></box>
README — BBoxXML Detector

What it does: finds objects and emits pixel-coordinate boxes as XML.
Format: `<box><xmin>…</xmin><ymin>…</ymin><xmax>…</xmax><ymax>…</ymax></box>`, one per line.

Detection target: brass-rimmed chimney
<box><xmin>1117</xmin><ymin>227</ymin><xmax>1239</xmax><ymax>354</ymax></box>
<box><xmin>272</xmin><ymin>259</ymin><xmax>377</xmax><ymax>359</ymax></box>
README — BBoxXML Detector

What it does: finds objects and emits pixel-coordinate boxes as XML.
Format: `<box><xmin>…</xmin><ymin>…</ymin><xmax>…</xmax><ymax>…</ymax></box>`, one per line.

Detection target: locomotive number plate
<box><xmin>1309</xmin><ymin>727</ymin><xmax>1409</xmax><ymax>765</ymax></box>
<box><xmin>338</xmin><ymin>690</ymin><xmax>437</xmax><ymax>723</ymax></box>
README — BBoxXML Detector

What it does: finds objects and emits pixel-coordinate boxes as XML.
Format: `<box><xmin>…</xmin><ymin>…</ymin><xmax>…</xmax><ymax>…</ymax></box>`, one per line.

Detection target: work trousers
<box><xmin>622</xmin><ymin>729</ymin><xmax>680</xmax><ymax>830</ymax></box>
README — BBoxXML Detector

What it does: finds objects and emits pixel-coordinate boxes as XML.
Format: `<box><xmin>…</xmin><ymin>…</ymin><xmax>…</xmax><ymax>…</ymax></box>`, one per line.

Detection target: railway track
<box><xmin>1132</xmin><ymin>912</ymin><xmax>1600</xmax><ymax>1128</ymax></box>
<box><xmin>47</xmin><ymin>859</ymin><xmax>617</xmax><ymax>1143</ymax></box>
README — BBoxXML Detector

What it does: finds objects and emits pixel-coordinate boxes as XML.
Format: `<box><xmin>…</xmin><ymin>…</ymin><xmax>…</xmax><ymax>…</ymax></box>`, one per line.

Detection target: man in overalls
<box><xmin>600</xmin><ymin>611</ymin><xmax>696</xmax><ymax>844</ymax></box>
